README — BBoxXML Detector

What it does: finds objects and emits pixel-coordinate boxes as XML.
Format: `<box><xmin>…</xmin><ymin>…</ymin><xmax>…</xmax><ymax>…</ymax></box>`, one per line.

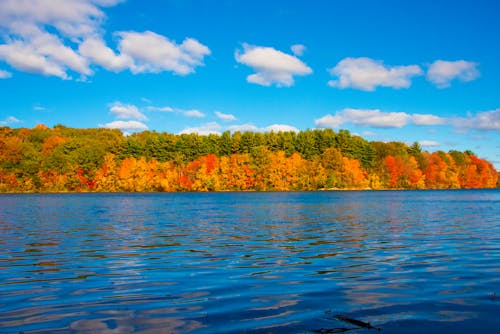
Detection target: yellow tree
<box><xmin>423</xmin><ymin>152</ymin><xmax>459</xmax><ymax>189</ymax></box>
<box><xmin>341</xmin><ymin>156</ymin><xmax>369</xmax><ymax>189</ymax></box>
<box><xmin>250</xmin><ymin>146</ymin><xmax>273</xmax><ymax>191</ymax></box>
<box><xmin>286</xmin><ymin>152</ymin><xmax>309</xmax><ymax>190</ymax></box>
<box><xmin>320</xmin><ymin>147</ymin><xmax>344</xmax><ymax>188</ymax></box>
<box><xmin>155</xmin><ymin>161</ymin><xmax>180</xmax><ymax>192</ymax></box>
<box><xmin>132</xmin><ymin>157</ymin><xmax>157</xmax><ymax>192</ymax></box>
<box><xmin>191</xmin><ymin>154</ymin><xmax>221</xmax><ymax>191</ymax></box>
<box><xmin>94</xmin><ymin>153</ymin><xmax>118</xmax><ymax>191</ymax></box>
<box><xmin>219</xmin><ymin>154</ymin><xmax>254</xmax><ymax>190</ymax></box>
<box><xmin>268</xmin><ymin>151</ymin><xmax>289</xmax><ymax>191</ymax></box>
<box><xmin>406</xmin><ymin>156</ymin><xmax>426</xmax><ymax>189</ymax></box>
<box><xmin>460</xmin><ymin>155</ymin><xmax>499</xmax><ymax>188</ymax></box>
<box><xmin>116</xmin><ymin>157</ymin><xmax>158</xmax><ymax>191</ymax></box>
<box><xmin>309</xmin><ymin>157</ymin><xmax>328</xmax><ymax>190</ymax></box>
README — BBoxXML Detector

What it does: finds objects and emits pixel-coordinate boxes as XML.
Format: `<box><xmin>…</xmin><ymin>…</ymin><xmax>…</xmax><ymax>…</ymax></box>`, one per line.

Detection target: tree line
<box><xmin>0</xmin><ymin>124</ymin><xmax>498</xmax><ymax>192</ymax></box>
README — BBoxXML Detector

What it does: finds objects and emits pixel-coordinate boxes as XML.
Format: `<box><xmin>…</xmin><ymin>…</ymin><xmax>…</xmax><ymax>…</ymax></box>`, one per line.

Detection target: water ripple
<box><xmin>0</xmin><ymin>190</ymin><xmax>499</xmax><ymax>333</ymax></box>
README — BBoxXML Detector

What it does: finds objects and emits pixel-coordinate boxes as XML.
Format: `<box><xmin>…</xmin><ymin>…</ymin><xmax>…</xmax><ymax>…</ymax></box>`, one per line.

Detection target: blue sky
<box><xmin>0</xmin><ymin>0</ymin><xmax>499</xmax><ymax>167</ymax></box>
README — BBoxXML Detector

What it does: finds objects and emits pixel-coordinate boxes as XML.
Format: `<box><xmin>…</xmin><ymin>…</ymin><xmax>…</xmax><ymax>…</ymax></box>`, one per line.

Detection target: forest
<box><xmin>0</xmin><ymin>124</ymin><xmax>498</xmax><ymax>192</ymax></box>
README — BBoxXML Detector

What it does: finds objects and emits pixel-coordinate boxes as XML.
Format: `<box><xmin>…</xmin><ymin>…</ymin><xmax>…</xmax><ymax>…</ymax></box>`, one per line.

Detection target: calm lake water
<box><xmin>0</xmin><ymin>190</ymin><xmax>499</xmax><ymax>333</ymax></box>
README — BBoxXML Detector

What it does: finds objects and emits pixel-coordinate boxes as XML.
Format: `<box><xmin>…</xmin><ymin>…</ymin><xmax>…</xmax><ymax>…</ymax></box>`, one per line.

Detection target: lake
<box><xmin>0</xmin><ymin>190</ymin><xmax>499</xmax><ymax>333</ymax></box>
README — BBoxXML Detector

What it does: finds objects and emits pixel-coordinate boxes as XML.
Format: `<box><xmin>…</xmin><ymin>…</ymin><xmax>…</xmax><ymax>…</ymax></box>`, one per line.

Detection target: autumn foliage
<box><xmin>0</xmin><ymin>125</ymin><xmax>497</xmax><ymax>192</ymax></box>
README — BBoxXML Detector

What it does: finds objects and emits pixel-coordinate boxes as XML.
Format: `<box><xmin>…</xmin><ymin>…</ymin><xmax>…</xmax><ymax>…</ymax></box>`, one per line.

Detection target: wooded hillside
<box><xmin>0</xmin><ymin>124</ymin><xmax>498</xmax><ymax>192</ymax></box>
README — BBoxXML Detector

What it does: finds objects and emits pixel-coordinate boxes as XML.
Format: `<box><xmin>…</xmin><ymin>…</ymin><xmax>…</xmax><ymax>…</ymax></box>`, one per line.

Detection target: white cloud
<box><xmin>31</xmin><ymin>29</ymin><xmax>91</xmax><ymax>75</ymax></box>
<box><xmin>226</xmin><ymin>123</ymin><xmax>299</xmax><ymax>133</ymax></box>
<box><xmin>235</xmin><ymin>43</ymin><xmax>312</xmax><ymax>87</ymax></box>
<box><xmin>290</xmin><ymin>44</ymin><xmax>306</xmax><ymax>56</ymax></box>
<box><xmin>0</xmin><ymin>69</ymin><xmax>12</xmax><ymax>78</ymax></box>
<box><xmin>316</xmin><ymin>108</ymin><xmax>449</xmax><ymax>129</ymax></box>
<box><xmin>109</xmin><ymin>102</ymin><xmax>147</xmax><ymax>121</ymax></box>
<box><xmin>426</xmin><ymin>60</ymin><xmax>479</xmax><ymax>88</ymax></box>
<box><xmin>100</xmin><ymin>120</ymin><xmax>148</xmax><ymax>132</ymax></box>
<box><xmin>94</xmin><ymin>0</ymin><xmax>124</xmax><ymax>6</ymax></box>
<box><xmin>183</xmin><ymin>109</ymin><xmax>205</xmax><ymax>118</ymax></box>
<box><xmin>0</xmin><ymin>116</ymin><xmax>21</xmax><ymax>126</ymax></box>
<box><xmin>0</xmin><ymin>41</ymin><xmax>72</xmax><ymax>79</ymax></box>
<box><xmin>314</xmin><ymin>114</ymin><xmax>345</xmax><ymax>128</ymax></box>
<box><xmin>411</xmin><ymin>113</ymin><xmax>446</xmax><ymax>126</ymax></box>
<box><xmin>0</xmin><ymin>0</ymin><xmax>107</xmax><ymax>78</ymax></box>
<box><xmin>419</xmin><ymin>140</ymin><xmax>440</xmax><ymax>148</ymax></box>
<box><xmin>0</xmin><ymin>0</ymin><xmax>116</xmax><ymax>39</ymax></box>
<box><xmin>0</xmin><ymin>1</ymin><xmax>209</xmax><ymax>79</ymax></box>
<box><xmin>79</xmin><ymin>36</ymin><xmax>130</xmax><ymax>72</ymax></box>
<box><xmin>345</xmin><ymin>108</ymin><xmax>411</xmax><ymax>128</ymax></box>
<box><xmin>328</xmin><ymin>57</ymin><xmax>423</xmax><ymax>91</ymax></box>
<box><xmin>265</xmin><ymin>124</ymin><xmax>299</xmax><ymax>133</ymax></box>
<box><xmin>146</xmin><ymin>105</ymin><xmax>206</xmax><ymax>118</ymax></box>
<box><xmin>179</xmin><ymin>122</ymin><xmax>221</xmax><ymax>135</ymax></box>
<box><xmin>79</xmin><ymin>32</ymin><xmax>211</xmax><ymax>75</ymax></box>
<box><xmin>215</xmin><ymin>111</ymin><xmax>236</xmax><ymax>121</ymax></box>
<box><xmin>177</xmin><ymin>122</ymin><xmax>300</xmax><ymax>135</ymax></box>
<box><xmin>146</xmin><ymin>106</ymin><xmax>174</xmax><ymax>112</ymax></box>
<box><xmin>316</xmin><ymin>108</ymin><xmax>411</xmax><ymax>128</ymax></box>
<box><xmin>227</xmin><ymin>124</ymin><xmax>259</xmax><ymax>132</ymax></box>
<box><xmin>452</xmin><ymin>109</ymin><xmax>500</xmax><ymax>131</ymax></box>
<box><xmin>116</xmin><ymin>31</ymin><xmax>210</xmax><ymax>75</ymax></box>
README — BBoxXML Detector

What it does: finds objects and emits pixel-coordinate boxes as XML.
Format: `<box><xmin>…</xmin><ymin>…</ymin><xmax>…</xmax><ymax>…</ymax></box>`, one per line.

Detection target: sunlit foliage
<box><xmin>0</xmin><ymin>125</ymin><xmax>497</xmax><ymax>192</ymax></box>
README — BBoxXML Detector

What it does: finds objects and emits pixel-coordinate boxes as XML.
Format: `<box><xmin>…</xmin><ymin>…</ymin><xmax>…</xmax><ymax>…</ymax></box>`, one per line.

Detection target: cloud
<box><xmin>146</xmin><ymin>106</ymin><xmax>174</xmax><ymax>112</ymax></box>
<box><xmin>452</xmin><ymin>109</ymin><xmax>500</xmax><ymax>131</ymax></box>
<box><xmin>328</xmin><ymin>57</ymin><xmax>423</xmax><ymax>91</ymax></box>
<box><xmin>0</xmin><ymin>40</ymin><xmax>77</xmax><ymax>79</ymax></box>
<box><xmin>78</xmin><ymin>36</ymin><xmax>130</xmax><ymax>72</ymax></box>
<box><xmin>0</xmin><ymin>0</ymin><xmax>107</xmax><ymax>79</ymax></box>
<box><xmin>80</xmin><ymin>32</ymin><xmax>211</xmax><ymax>75</ymax></box>
<box><xmin>265</xmin><ymin>124</ymin><xmax>299</xmax><ymax>133</ymax></box>
<box><xmin>100</xmin><ymin>120</ymin><xmax>148</xmax><ymax>132</ymax></box>
<box><xmin>115</xmin><ymin>31</ymin><xmax>211</xmax><ymax>75</ymax></box>
<box><xmin>0</xmin><ymin>116</ymin><xmax>21</xmax><ymax>126</ymax></box>
<box><xmin>183</xmin><ymin>109</ymin><xmax>205</xmax><ymax>118</ymax></box>
<box><xmin>0</xmin><ymin>69</ymin><xmax>12</xmax><ymax>78</ymax></box>
<box><xmin>235</xmin><ymin>43</ymin><xmax>312</xmax><ymax>87</ymax></box>
<box><xmin>146</xmin><ymin>105</ymin><xmax>206</xmax><ymax>117</ymax></box>
<box><xmin>215</xmin><ymin>111</ymin><xmax>236</xmax><ymax>121</ymax></box>
<box><xmin>314</xmin><ymin>114</ymin><xmax>344</xmax><ymax>128</ymax></box>
<box><xmin>227</xmin><ymin>124</ymin><xmax>259</xmax><ymax>132</ymax></box>
<box><xmin>179</xmin><ymin>122</ymin><xmax>299</xmax><ymax>134</ymax></box>
<box><xmin>411</xmin><ymin>113</ymin><xmax>446</xmax><ymax>126</ymax></box>
<box><xmin>0</xmin><ymin>1</ymin><xmax>209</xmax><ymax>79</ymax></box>
<box><xmin>426</xmin><ymin>60</ymin><xmax>479</xmax><ymax>88</ymax></box>
<box><xmin>29</xmin><ymin>30</ymin><xmax>91</xmax><ymax>75</ymax></box>
<box><xmin>109</xmin><ymin>102</ymin><xmax>147</xmax><ymax>121</ymax></box>
<box><xmin>316</xmin><ymin>108</ymin><xmax>412</xmax><ymax>128</ymax></box>
<box><xmin>290</xmin><ymin>44</ymin><xmax>306</xmax><ymax>56</ymax></box>
<box><xmin>419</xmin><ymin>140</ymin><xmax>440</xmax><ymax>148</ymax></box>
<box><xmin>179</xmin><ymin>122</ymin><xmax>221</xmax><ymax>135</ymax></box>
<box><xmin>315</xmin><ymin>108</ymin><xmax>500</xmax><ymax>133</ymax></box>
<box><xmin>344</xmin><ymin>109</ymin><xmax>411</xmax><ymax>128</ymax></box>
<box><xmin>315</xmin><ymin>108</ymin><xmax>451</xmax><ymax>129</ymax></box>
<box><xmin>0</xmin><ymin>0</ymin><xmax>118</xmax><ymax>38</ymax></box>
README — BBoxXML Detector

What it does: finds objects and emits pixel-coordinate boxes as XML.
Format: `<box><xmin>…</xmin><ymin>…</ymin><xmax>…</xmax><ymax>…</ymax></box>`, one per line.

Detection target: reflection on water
<box><xmin>0</xmin><ymin>190</ymin><xmax>499</xmax><ymax>333</ymax></box>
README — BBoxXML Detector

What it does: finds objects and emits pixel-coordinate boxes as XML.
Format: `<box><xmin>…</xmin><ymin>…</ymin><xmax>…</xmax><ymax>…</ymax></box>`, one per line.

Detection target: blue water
<box><xmin>0</xmin><ymin>190</ymin><xmax>499</xmax><ymax>333</ymax></box>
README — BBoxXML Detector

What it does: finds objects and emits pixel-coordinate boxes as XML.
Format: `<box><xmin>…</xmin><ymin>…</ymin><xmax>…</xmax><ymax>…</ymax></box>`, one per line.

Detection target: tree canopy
<box><xmin>0</xmin><ymin>125</ymin><xmax>498</xmax><ymax>192</ymax></box>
